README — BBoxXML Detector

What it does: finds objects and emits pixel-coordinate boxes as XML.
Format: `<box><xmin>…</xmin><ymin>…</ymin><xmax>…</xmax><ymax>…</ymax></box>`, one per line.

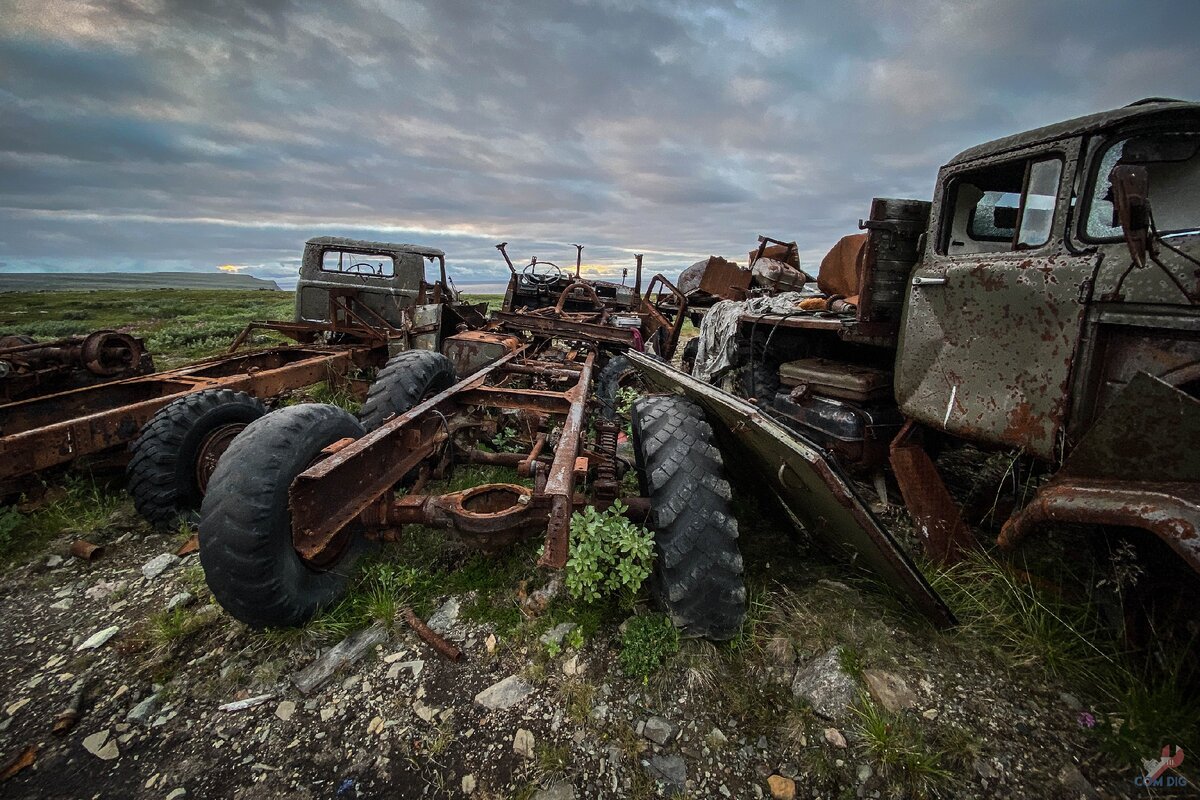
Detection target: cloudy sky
<box><xmin>1</xmin><ymin>0</ymin><xmax>1198</xmax><ymax>288</ymax></box>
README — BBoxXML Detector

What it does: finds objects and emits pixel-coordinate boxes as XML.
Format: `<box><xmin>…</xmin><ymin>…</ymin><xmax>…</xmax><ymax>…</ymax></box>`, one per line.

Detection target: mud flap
<box><xmin>627</xmin><ymin>351</ymin><xmax>955</xmax><ymax>627</ymax></box>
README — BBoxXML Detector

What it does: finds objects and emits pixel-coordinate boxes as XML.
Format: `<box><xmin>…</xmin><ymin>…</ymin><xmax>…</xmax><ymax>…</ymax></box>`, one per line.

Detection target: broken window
<box><xmin>941</xmin><ymin>156</ymin><xmax>1063</xmax><ymax>255</ymax></box>
<box><xmin>320</xmin><ymin>249</ymin><xmax>396</xmax><ymax>278</ymax></box>
<box><xmin>1084</xmin><ymin>133</ymin><xmax>1200</xmax><ymax>240</ymax></box>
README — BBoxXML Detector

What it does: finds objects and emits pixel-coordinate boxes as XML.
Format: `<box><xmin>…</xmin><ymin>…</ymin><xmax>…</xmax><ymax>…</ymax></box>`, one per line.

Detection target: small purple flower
<box><xmin>1077</xmin><ymin>711</ymin><xmax>1096</xmax><ymax>728</ymax></box>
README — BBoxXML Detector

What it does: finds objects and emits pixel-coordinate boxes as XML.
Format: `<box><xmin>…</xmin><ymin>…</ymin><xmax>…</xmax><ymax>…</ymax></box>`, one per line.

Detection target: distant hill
<box><xmin>0</xmin><ymin>271</ymin><xmax>281</xmax><ymax>291</ymax></box>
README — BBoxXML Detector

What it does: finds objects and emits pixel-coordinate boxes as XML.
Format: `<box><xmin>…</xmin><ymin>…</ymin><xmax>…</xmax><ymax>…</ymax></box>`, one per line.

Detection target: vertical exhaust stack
<box><xmin>573</xmin><ymin>244</ymin><xmax>583</xmax><ymax>279</ymax></box>
<box><xmin>634</xmin><ymin>254</ymin><xmax>643</xmax><ymax>301</ymax></box>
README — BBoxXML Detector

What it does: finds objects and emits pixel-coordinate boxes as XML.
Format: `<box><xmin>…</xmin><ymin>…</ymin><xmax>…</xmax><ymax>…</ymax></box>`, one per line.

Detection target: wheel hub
<box><xmin>195</xmin><ymin>423</ymin><xmax>248</xmax><ymax>494</ymax></box>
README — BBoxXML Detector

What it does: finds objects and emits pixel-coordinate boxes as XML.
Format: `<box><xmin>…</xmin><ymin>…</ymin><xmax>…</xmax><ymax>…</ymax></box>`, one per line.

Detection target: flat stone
<box><xmin>126</xmin><ymin>694</ymin><xmax>159</xmax><ymax>725</ymax></box>
<box><xmin>141</xmin><ymin>553</ymin><xmax>179</xmax><ymax>579</ymax></box>
<box><xmin>165</xmin><ymin>790</ymin><xmax>186</xmax><ymax>800</ymax></box>
<box><xmin>767</xmin><ymin>774</ymin><xmax>796</xmax><ymax>800</ymax></box>
<box><xmin>367</xmin><ymin>715</ymin><xmax>384</xmax><ymax>735</ymax></box>
<box><xmin>642</xmin><ymin>716</ymin><xmax>678</xmax><ymax>746</ymax></box>
<box><xmin>474</xmin><ymin>675</ymin><xmax>533</xmax><ymax>710</ymax></box>
<box><xmin>76</xmin><ymin>625</ymin><xmax>120</xmax><ymax>651</ymax></box>
<box><xmin>791</xmin><ymin>647</ymin><xmax>857</xmax><ymax>719</ymax></box>
<box><xmin>83</xmin><ymin>729</ymin><xmax>120</xmax><ymax>760</ymax></box>
<box><xmin>513</xmin><ymin>728</ymin><xmax>536</xmax><ymax>759</ymax></box>
<box><xmin>320</xmin><ymin>707</ymin><xmax>336</xmax><ymax>722</ymax></box>
<box><xmin>707</xmin><ymin>727</ymin><xmax>728</xmax><ymax>748</ymax></box>
<box><xmin>166</xmin><ymin>592</ymin><xmax>194</xmax><ymax>612</ymax></box>
<box><xmin>412</xmin><ymin>699</ymin><xmax>438</xmax><ymax>723</ymax></box>
<box><xmin>562</xmin><ymin>655</ymin><xmax>585</xmax><ymax>676</ymax></box>
<box><xmin>6</xmin><ymin>698</ymin><xmax>29</xmax><ymax>715</ymax></box>
<box><xmin>539</xmin><ymin>622</ymin><xmax>576</xmax><ymax>647</ymax></box>
<box><xmin>863</xmin><ymin>669</ymin><xmax>917</xmax><ymax>712</ymax></box>
<box><xmin>647</xmin><ymin>754</ymin><xmax>687</xmax><ymax>787</ymax></box>
<box><xmin>274</xmin><ymin>700</ymin><xmax>296</xmax><ymax>722</ymax></box>
<box><xmin>823</xmin><ymin>727</ymin><xmax>847</xmax><ymax>748</ymax></box>
<box><xmin>46</xmin><ymin>555</ymin><xmax>63</xmax><ymax>568</ymax></box>
<box><xmin>387</xmin><ymin>660</ymin><xmax>424</xmax><ymax>681</ymax></box>
<box><xmin>485</xmin><ymin>634</ymin><xmax>497</xmax><ymax>654</ymax></box>
<box><xmin>533</xmin><ymin>784</ymin><xmax>576</xmax><ymax>800</ymax></box>
<box><xmin>425</xmin><ymin>597</ymin><xmax>460</xmax><ymax>633</ymax></box>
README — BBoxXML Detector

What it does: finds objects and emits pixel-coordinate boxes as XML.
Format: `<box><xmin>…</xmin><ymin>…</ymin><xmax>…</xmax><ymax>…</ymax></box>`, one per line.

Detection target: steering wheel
<box><xmin>521</xmin><ymin>260</ymin><xmax>564</xmax><ymax>286</ymax></box>
<box><xmin>346</xmin><ymin>262</ymin><xmax>382</xmax><ymax>280</ymax></box>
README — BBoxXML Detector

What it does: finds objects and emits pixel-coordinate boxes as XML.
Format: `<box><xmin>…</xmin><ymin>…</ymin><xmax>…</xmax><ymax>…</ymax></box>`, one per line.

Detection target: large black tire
<box><xmin>632</xmin><ymin>395</ymin><xmax>746</xmax><ymax>640</ymax></box>
<box><xmin>199</xmin><ymin>404</ymin><xmax>374</xmax><ymax>628</ymax></box>
<box><xmin>596</xmin><ymin>355</ymin><xmax>644</xmax><ymax>420</ymax></box>
<box><xmin>359</xmin><ymin>350</ymin><xmax>456</xmax><ymax>432</ymax></box>
<box><xmin>735</xmin><ymin>360</ymin><xmax>779</xmax><ymax>404</ymax></box>
<box><xmin>127</xmin><ymin>389</ymin><xmax>267</xmax><ymax>530</ymax></box>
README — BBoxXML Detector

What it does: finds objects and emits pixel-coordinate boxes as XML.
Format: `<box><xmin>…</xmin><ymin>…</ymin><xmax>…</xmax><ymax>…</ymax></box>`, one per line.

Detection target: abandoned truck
<box><xmin>665</xmin><ymin>98</ymin><xmax>1199</xmax><ymax>633</ymax></box>
<box><xmin>192</xmin><ymin>248</ymin><xmax>779</xmax><ymax>640</ymax></box>
<box><xmin>120</xmin><ymin>236</ymin><xmax>487</xmax><ymax>530</ymax></box>
<box><xmin>3</xmin><ymin>237</ymin><xmax>480</xmax><ymax>531</ymax></box>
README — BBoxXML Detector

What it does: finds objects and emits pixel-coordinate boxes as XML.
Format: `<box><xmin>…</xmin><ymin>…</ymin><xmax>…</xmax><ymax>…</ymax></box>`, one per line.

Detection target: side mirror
<box><xmin>1111</xmin><ymin>165</ymin><xmax>1152</xmax><ymax>268</ymax></box>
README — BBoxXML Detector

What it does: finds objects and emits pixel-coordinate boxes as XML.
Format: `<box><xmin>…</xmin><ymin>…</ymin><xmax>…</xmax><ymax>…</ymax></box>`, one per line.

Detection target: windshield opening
<box><xmin>1084</xmin><ymin>132</ymin><xmax>1200</xmax><ymax>240</ymax></box>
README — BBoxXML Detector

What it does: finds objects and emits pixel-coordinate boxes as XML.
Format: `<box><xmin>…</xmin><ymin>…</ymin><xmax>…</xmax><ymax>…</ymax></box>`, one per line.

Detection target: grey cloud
<box><xmin>1</xmin><ymin>0</ymin><xmax>1198</xmax><ymax>284</ymax></box>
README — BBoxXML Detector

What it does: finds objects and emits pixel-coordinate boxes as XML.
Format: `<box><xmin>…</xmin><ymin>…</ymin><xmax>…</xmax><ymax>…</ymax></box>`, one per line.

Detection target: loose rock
<box><xmin>141</xmin><ymin>553</ymin><xmax>179</xmax><ymax>579</ymax></box>
<box><xmin>863</xmin><ymin>669</ymin><xmax>917</xmax><ymax>712</ymax></box>
<box><xmin>539</xmin><ymin>622</ymin><xmax>576</xmax><ymax>647</ymax></box>
<box><xmin>647</xmin><ymin>754</ymin><xmax>687</xmax><ymax>788</ymax></box>
<box><xmin>274</xmin><ymin>700</ymin><xmax>296</xmax><ymax>722</ymax></box>
<box><xmin>166</xmin><ymin>592</ymin><xmax>194</xmax><ymax>612</ymax></box>
<box><xmin>474</xmin><ymin>675</ymin><xmax>533</xmax><ymax>710</ymax></box>
<box><xmin>791</xmin><ymin>647</ymin><xmax>857</xmax><ymax>719</ymax></box>
<box><xmin>426</xmin><ymin>597</ymin><xmax>460</xmax><ymax>633</ymax></box>
<box><xmin>823</xmin><ymin>727</ymin><xmax>847</xmax><ymax>748</ymax></box>
<box><xmin>767</xmin><ymin>774</ymin><xmax>796</xmax><ymax>800</ymax></box>
<box><xmin>513</xmin><ymin>728</ymin><xmax>536</xmax><ymax>758</ymax></box>
<box><xmin>642</xmin><ymin>715</ymin><xmax>679</xmax><ymax>746</ymax></box>
<box><xmin>76</xmin><ymin>625</ymin><xmax>120</xmax><ymax>651</ymax></box>
<box><xmin>82</xmin><ymin>728</ymin><xmax>120</xmax><ymax>760</ymax></box>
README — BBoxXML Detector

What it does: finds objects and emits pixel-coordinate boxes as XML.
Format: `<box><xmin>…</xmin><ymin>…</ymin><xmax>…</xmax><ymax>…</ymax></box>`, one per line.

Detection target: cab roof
<box><xmin>305</xmin><ymin>236</ymin><xmax>444</xmax><ymax>258</ymax></box>
<box><xmin>946</xmin><ymin>98</ymin><xmax>1200</xmax><ymax>166</ymax></box>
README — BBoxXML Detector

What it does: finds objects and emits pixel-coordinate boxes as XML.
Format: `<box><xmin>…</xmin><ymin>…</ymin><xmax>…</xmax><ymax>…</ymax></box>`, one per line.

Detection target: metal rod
<box><xmin>401</xmin><ymin>608</ymin><xmax>464</xmax><ymax>662</ymax></box>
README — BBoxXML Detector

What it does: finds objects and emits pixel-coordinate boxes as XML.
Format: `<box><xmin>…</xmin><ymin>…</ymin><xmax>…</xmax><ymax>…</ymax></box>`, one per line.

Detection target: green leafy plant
<box><xmin>619</xmin><ymin>612</ymin><xmax>678</xmax><ymax>680</ymax></box>
<box><xmin>565</xmin><ymin>626</ymin><xmax>585</xmax><ymax>650</ymax></box>
<box><xmin>490</xmin><ymin>426</ymin><xmax>520</xmax><ymax>453</ymax></box>
<box><xmin>564</xmin><ymin>500</ymin><xmax>654</xmax><ymax>604</ymax></box>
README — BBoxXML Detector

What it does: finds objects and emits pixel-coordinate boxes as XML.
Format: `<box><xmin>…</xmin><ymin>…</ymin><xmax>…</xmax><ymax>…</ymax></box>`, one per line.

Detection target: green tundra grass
<box><xmin>0</xmin><ymin>289</ymin><xmax>503</xmax><ymax>369</ymax></box>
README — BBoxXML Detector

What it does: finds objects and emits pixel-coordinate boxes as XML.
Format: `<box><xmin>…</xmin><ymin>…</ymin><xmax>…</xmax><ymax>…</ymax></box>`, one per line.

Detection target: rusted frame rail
<box><xmin>0</xmin><ymin>346</ymin><xmax>377</xmax><ymax>483</ymax></box>
<box><xmin>288</xmin><ymin>345</ymin><xmax>598</xmax><ymax>569</ymax></box>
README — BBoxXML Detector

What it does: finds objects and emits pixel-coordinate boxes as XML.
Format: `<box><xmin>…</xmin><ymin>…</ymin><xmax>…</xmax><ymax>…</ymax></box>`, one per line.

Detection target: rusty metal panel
<box><xmin>889</xmin><ymin>421</ymin><xmax>971</xmax><ymax>563</ymax></box>
<box><xmin>896</xmin><ymin>246</ymin><xmax>1100</xmax><ymax>460</ymax></box>
<box><xmin>441</xmin><ymin>331</ymin><xmax>522</xmax><ymax>376</ymax></box>
<box><xmin>698</xmin><ymin>257</ymin><xmax>752</xmax><ymax>300</ymax></box>
<box><xmin>627</xmin><ymin>352</ymin><xmax>954</xmax><ymax>627</ymax></box>
<box><xmin>1062</xmin><ymin>371</ymin><xmax>1200</xmax><ymax>482</ymax></box>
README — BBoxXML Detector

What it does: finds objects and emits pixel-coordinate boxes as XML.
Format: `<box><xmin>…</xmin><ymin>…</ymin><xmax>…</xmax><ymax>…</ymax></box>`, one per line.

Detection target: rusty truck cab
<box><xmin>895</xmin><ymin>99</ymin><xmax>1200</xmax><ymax>578</ymax></box>
<box><xmin>898</xmin><ymin>99</ymin><xmax>1200</xmax><ymax>461</ymax></box>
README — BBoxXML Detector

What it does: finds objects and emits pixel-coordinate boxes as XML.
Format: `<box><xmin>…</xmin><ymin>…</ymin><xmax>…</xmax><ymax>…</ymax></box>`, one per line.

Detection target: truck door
<box><xmin>895</xmin><ymin>141</ymin><xmax>1100</xmax><ymax>461</ymax></box>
